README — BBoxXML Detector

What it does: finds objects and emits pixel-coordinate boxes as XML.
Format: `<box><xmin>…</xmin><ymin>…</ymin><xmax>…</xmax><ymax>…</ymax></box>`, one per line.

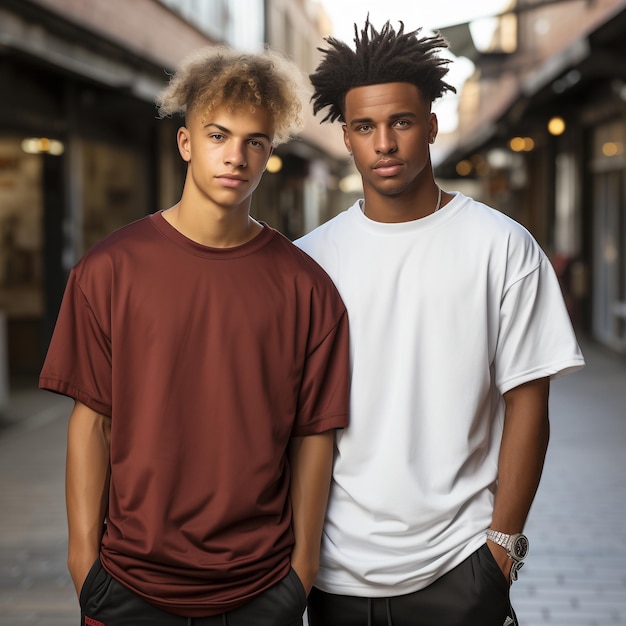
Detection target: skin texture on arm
<box><xmin>288</xmin><ymin>430</ymin><xmax>336</xmax><ymax>595</ymax></box>
<box><xmin>65</xmin><ymin>400</ymin><xmax>111</xmax><ymax>596</ymax></box>
<box><xmin>489</xmin><ymin>377</ymin><xmax>550</xmax><ymax>580</ymax></box>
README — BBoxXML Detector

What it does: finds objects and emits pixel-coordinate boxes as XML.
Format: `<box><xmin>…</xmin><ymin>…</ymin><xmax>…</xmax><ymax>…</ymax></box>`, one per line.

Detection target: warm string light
<box><xmin>21</xmin><ymin>137</ymin><xmax>65</xmax><ymax>155</ymax></box>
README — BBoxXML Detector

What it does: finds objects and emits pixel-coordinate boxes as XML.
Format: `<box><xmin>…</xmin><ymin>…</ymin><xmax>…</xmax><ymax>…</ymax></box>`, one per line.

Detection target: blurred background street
<box><xmin>1</xmin><ymin>336</ymin><xmax>624</xmax><ymax>625</ymax></box>
<box><xmin>0</xmin><ymin>389</ymin><xmax>74</xmax><ymax>626</ymax></box>
<box><xmin>511</xmin><ymin>338</ymin><xmax>626</xmax><ymax>625</ymax></box>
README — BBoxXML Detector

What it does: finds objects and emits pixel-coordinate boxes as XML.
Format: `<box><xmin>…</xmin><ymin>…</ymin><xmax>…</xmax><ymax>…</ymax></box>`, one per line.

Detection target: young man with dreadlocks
<box><xmin>40</xmin><ymin>46</ymin><xmax>350</xmax><ymax>625</ymax></box>
<box><xmin>295</xmin><ymin>19</ymin><xmax>584</xmax><ymax>625</ymax></box>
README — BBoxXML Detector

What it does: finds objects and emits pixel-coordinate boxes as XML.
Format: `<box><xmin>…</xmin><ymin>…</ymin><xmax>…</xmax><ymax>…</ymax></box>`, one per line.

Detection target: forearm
<box><xmin>66</xmin><ymin>400</ymin><xmax>111</xmax><ymax>595</ymax></box>
<box><xmin>489</xmin><ymin>377</ymin><xmax>550</xmax><ymax>575</ymax></box>
<box><xmin>492</xmin><ymin>377</ymin><xmax>550</xmax><ymax>531</ymax></box>
<box><xmin>288</xmin><ymin>430</ymin><xmax>335</xmax><ymax>594</ymax></box>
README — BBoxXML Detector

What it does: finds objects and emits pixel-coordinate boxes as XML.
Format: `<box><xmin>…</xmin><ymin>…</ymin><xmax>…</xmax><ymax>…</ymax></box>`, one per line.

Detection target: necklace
<box><xmin>433</xmin><ymin>185</ymin><xmax>442</xmax><ymax>212</ymax></box>
<box><xmin>362</xmin><ymin>185</ymin><xmax>443</xmax><ymax>218</ymax></box>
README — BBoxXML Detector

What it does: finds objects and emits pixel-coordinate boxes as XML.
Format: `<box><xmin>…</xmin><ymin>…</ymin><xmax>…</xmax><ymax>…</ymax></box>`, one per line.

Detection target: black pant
<box><xmin>308</xmin><ymin>545</ymin><xmax>517</xmax><ymax>626</ymax></box>
<box><xmin>79</xmin><ymin>558</ymin><xmax>307</xmax><ymax>626</ymax></box>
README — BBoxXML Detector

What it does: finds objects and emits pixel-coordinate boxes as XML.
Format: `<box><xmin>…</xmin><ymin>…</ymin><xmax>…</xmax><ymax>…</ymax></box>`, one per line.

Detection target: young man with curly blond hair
<box><xmin>296</xmin><ymin>19</ymin><xmax>584</xmax><ymax>625</ymax></box>
<box><xmin>40</xmin><ymin>46</ymin><xmax>350</xmax><ymax>626</ymax></box>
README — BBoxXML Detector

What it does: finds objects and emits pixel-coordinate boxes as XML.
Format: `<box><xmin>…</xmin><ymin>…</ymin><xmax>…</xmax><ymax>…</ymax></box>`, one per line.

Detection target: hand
<box><xmin>486</xmin><ymin>540</ymin><xmax>513</xmax><ymax>583</ymax></box>
<box><xmin>290</xmin><ymin>559</ymin><xmax>318</xmax><ymax>596</ymax></box>
<box><xmin>68</xmin><ymin>551</ymin><xmax>98</xmax><ymax>598</ymax></box>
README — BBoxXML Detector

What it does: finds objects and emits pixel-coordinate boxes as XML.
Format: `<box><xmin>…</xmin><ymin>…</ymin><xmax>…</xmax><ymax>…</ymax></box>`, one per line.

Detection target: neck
<box><xmin>163</xmin><ymin>199</ymin><xmax>262</xmax><ymax>248</ymax></box>
<box><xmin>363</xmin><ymin>184</ymin><xmax>444</xmax><ymax>223</ymax></box>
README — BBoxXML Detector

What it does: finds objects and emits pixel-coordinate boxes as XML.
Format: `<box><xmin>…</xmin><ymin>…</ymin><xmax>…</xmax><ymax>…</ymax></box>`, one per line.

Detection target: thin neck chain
<box><xmin>362</xmin><ymin>185</ymin><xmax>443</xmax><ymax>219</ymax></box>
<box><xmin>433</xmin><ymin>185</ymin><xmax>442</xmax><ymax>212</ymax></box>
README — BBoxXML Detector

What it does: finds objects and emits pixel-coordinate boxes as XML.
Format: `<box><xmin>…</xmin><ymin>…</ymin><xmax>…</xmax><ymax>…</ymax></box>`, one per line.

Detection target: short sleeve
<box><xmin>39</xmin><ymin>268</ymin><xmax>112</xmax><ymax>415</ymax></box>
<box><xmin>495</xmin><ymin>256</ymin><xmax>585</xmax><ymax>394</ymax></box>
<box><xmin>293</xmin><ymin>308</ymin><xmax>350</xmax><ymax>436</ymax></box>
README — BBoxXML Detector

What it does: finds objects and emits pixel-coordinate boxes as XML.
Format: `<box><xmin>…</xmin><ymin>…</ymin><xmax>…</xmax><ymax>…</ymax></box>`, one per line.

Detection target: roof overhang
<box><xmin>436</xmin><ymin>4</ymin><xmax>626</xmax><ymax>176</ymax></box>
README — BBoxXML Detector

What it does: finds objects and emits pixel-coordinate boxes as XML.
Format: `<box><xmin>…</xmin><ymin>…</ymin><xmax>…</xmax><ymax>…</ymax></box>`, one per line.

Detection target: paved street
<box><xmin>0</xmin><ymin>337</ymin><xmax>624</xmax><ymax>625</ymax></box>
<box><xmin>0</xmin><ymin>390</ymin><xmax>75</xmax><ymax>626</ymax></box>
<box><xmin>511</xmin><ymin>339</ymin><xmax>626</xmax><ymax>625</ymax></box>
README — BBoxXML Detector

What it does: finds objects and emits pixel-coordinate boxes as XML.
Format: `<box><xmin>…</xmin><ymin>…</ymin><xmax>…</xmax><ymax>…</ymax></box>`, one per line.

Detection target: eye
<box><xmin>393</xmin><ymin>119</ymin><xmax>410</xmax><ymax>129</ymax></box>
<box><xmin>248</xmin><ymin>139</ymin><xmax>265</xmax><ymax>148</ymax></box>
<box><xmin>356</xmin><ymin>124</ymin><xmax>373</xmax><ymax>133</ymax></box>
<box><xmin>209</xmin><ymin>133</ymin><xmax>225</xmax><ymax>141</ymax></box>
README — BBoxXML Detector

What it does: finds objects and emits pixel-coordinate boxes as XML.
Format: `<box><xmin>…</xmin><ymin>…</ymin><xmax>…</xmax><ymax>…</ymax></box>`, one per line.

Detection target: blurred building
<box><xmin>0</xmin><ymin>0</ymin><xmax>349</xmax><ymax>385</ymax></box>
<box><xmin>437</xmin><ymin>0</ymin><xmax>626</xmax><ymax>354</ymax></box>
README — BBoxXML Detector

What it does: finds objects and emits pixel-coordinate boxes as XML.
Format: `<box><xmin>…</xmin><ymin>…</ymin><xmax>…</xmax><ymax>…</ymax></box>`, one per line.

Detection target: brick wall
<box><xmin>29</xmin><ymin>0</ymin><xmax>216</xmax><ymax>71</ymax></box>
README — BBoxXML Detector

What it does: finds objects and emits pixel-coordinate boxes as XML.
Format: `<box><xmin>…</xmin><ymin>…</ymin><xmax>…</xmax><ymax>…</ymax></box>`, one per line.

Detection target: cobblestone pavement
<box><xmin>0</xmin><ymin>338</ymin><xmax>624</xmax><ymax>625</ymax></box>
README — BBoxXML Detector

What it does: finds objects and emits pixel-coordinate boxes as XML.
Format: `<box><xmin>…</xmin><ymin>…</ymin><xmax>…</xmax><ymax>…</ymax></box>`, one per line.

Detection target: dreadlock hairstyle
<box><xmin>310</xmin><ymin>18</ymin><xmax>456</xmax><ymax>123</ymax></box>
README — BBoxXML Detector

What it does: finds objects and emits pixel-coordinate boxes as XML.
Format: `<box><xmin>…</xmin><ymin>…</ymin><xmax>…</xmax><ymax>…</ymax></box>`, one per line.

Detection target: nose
<box><xmin>224</xmin><ymin>140</ymin><xmax>247</xmax><ymax>168</ymax></box>
<box><xmin>374</xmin><ymin>127</ymin><xmax>397</xmax><ymax>155</ymax></box>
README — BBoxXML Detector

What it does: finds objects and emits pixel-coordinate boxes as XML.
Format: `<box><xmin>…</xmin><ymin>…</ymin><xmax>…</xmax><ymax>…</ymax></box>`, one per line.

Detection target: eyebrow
<box><xmin>349</xmin><ymin>112</ymin><xmax>418</xmax><ymax>127</ymax></box>
<box><xmin>206</xmin><ymin>123</ymin><xmax>271</xmax><ymax>142</ymax></box>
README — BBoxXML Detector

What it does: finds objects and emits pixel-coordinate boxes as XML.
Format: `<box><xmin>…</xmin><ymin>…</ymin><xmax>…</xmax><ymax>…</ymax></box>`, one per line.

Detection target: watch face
<box><xmin>513</xmin><ymin>535</ymin><xmax>529</xmax><ymax>559</ymax></box>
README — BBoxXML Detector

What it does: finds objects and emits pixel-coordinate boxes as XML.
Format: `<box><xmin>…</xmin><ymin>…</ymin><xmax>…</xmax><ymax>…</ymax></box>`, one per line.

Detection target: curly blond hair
<box><xmin>156</xmin><ymin>45</ymin><xmax>308</xmax><ymax>146</ymax></box>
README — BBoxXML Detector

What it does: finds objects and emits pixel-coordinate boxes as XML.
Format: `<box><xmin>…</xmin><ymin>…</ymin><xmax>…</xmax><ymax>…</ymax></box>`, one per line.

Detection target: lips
<box><xmin>372</xmin><ymin>159</ymin><xmax>404</xmax><ymax>177</ymax></box>
<box><xmin>216</xmin><ymin>174</ymin><xmax>247</xmax><ymax>188</ymax></box>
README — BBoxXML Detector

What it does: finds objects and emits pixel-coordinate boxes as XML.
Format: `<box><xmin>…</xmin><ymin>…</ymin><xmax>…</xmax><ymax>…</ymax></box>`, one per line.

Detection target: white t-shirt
<box><xmin>295</xmin><ymin>192</ymin><xmax>584</xmax><ymax>597</ymax></box>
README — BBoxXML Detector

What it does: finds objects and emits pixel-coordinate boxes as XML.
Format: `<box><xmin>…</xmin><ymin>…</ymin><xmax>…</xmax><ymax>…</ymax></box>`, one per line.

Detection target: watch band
<box><xmin>487</xmin><ymin>529</ymin><xmax>529</xmax><ymax>583</ymax></box>
<box><xmin>486</xmin><ymin>529</ymin><xmax>529</xmax><ymax>560</ymax></box>
<box><xmin>486</xmin><ymin>529</ymin><xmax>513</xmax><ymax>552</ymax></box>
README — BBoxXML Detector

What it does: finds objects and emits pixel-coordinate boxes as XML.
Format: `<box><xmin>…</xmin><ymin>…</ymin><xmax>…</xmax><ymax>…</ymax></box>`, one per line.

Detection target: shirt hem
<box><xmin>314</xmin><ymin>534</ymin><xmax>486</xmax><ymax>598</ymax></box>
<box><xmin>39</xmin><ymin>376</ymin><xmax>111</xmax><ymax>416</ymax></box>
<box><xmin>292</xmin><ymin>412</ymin><xmax>349</xmax><ymax>437</ymax></box>
<box><xmin>498</xmin><ymin>357</ymin><xmax>585</xmax><ymax>395</ymax></box>
<box><xmin>101</xmin><ymin>554</ymin><xmax>291</xmax><ymax>618</ymax></box>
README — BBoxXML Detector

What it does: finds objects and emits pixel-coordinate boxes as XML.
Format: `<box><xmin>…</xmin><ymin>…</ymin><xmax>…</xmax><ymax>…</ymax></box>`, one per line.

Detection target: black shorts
<box><xmin>308</xmin><ymin>544</ymin><xmax>517</xmax><ymax>626</ymax></box>
<box><xmin>79</xmin><ymin>558</ymin><xmax>307</xmax><ymax>626</ymax></box>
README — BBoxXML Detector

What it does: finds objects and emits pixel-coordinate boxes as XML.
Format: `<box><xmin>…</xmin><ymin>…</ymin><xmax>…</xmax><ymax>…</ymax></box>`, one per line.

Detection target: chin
<box><xmin>375</xmin><ymin>185</ymin><xmax>411</xmax><ymax>197</ymax></box>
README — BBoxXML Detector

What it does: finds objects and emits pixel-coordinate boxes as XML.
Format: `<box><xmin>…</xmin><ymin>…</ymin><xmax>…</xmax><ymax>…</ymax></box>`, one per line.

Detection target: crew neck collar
<box><xmin>149</xmin><ymin>211</ymin><xmax>274</xmax><ymax>259</ymax></box>
<box><xmin>351</xmin><ymin>192</ymin><xmax>466</xmax><ymax>234</ymax></box>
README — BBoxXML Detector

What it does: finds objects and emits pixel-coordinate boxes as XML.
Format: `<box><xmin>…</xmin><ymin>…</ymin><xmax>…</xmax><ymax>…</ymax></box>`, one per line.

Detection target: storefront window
<box><xmin>591</xmin><ymin>119</ymin><xmax>626</xmax><ymax>352</ymax></box>
<box><xmin>0</xmin><ymin>138</ymin><xmax>43</xmax><ymax>319</ymax></box>
<box><xmin>82</xmin><ymin>140</ymin><xmax>148</xmax><ymax>253</ymax></box>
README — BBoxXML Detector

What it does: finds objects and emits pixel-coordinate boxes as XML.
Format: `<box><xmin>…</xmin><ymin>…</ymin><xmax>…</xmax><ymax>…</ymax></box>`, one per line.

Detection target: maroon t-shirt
<box><xmin>40</xmin><ymin>213</ymin><xmax>349</xmax><ymax>617</ymax></box>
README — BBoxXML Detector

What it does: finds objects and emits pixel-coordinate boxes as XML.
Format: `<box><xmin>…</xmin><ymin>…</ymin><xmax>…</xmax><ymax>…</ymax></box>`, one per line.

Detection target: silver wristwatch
<box><xmin>486</xmin><ymin>529</ymin><xmax>529</xmax><ymax>581</ymax></box>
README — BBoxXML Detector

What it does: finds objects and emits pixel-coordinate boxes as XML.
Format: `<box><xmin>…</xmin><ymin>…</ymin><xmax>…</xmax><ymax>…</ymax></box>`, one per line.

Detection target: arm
<box><xmin>65</xmin><ymin>400</ymin><xmax>111</xmax><ymax>596</ymax></box>
<box><xmin>288</xmin><ymin>430</ymin><xmax>335</xmax><ymax>595</ymax></box>
<box><xmin>488</xmin><ymin>377</ymin><xmax>550</xmax><ymax>580</ymax></box>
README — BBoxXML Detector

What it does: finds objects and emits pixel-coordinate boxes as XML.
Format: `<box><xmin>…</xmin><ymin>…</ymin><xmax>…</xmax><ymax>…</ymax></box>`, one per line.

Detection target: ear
<box><xmin>177</xmin><ymin>126</ymin><xmax>191</xmax><ymax>162</ymax></box>
<box><xmin>428</xmin><ymin>113</ymin><xmax>438</xmax><ymax>145</ymax></box>
<box><xmin>342</xmin><ymin>125</ymin><xmax>352</xmax><ymax>155</ymax></box>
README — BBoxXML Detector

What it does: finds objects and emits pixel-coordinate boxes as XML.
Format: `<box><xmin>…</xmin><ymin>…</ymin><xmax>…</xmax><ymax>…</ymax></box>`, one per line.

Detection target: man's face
<box><xmin>342</xmin><ymin>82</ymin><xmax>437</xmax><ymax>201</ymax></box>
<box><xmin>177</xmin><ymin>103</ymin><xmax>274</xmax><ymax>213</ymax></box>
